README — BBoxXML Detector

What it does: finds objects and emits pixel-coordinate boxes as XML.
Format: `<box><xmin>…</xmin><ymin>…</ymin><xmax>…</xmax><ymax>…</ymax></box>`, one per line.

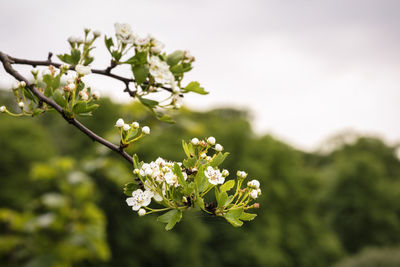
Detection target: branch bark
<box><xmin>0</xmin><ymin>51</ymin><xmax>133</xmax><ymax>164</ymax></box>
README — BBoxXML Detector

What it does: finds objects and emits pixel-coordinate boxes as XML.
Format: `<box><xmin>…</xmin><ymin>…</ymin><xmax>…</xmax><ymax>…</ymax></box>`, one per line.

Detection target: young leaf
<box><xmin>183</xmin><ymin>157</ymin><xmax>197</xmax><ymax>169</ymax></box>
<box><xmin>195</xmin><ymin>197</ymin><xmax>205</xmax><ymax>210</ymax></box>
<box><xmin>132</xmin><ymin>64</ymin><xmax>149</xmax><ymax>85</ymax></box>
<box><xmin>224</xmin><ymin>208</ymin><xmax>244</xmax><ymax>227</ymax></box>
<box><xmin>182</xmin><ymin>140</ymin><xmax>190</xmax><ymax>158</ymax></box>
<box><xmin>220</xmin><ymin>180</ymin><xmax>235</xmax><ymax>193</ymax></box>
<box><xmin>71</xmin><ymin>49</ymin><xmax>81</xmax><ymax>65</ymax></box>
<box><xmin>173</xmin><ymin>163</ymin><xmax>187</xmax><ymax>188</ymax></box>
<box><xmin>132</xmin><ymin>154</ymin><xmax>140</xmax><ymax>169</ymax></box>
<box><xmin>157</xmin><ymin>114</ymin><xmax>175</xmax><ymax>123</ymax></box>
<box><xmin>166</xmin><ymin>50</ymin><xmax>184</xmax><ymax>66</ymax></box>
<box><xmin>157</xmin><ymin>209</ymin><xmax>182</xmax><ymax>231</ymax></box>
<box><xmin>138</xmin><ymin>97</ymin><xmax>158</xmax><ymax>109</ymax></box>
<box><xmin>209</xmin><ymin>152</ymin><xmax>229</xmax><ymax>168</ymax></box>
<box><xmin>104</xmin><ymin>36</ymin><xmax>114</xmax><ymax>52</ymax></box>
<box><xmin>52</xmin><ymin>90</ymin><xmax>67</xmax><ymax>108</ymax></box>
<box><xmin>240</xmin><ymin>212</ymin><xmax>257</xmax><ymax>221</ymax></box>
<box><xmin>123</xmin><ymin>182</ymin><xmax>139</xmax><ymax>196</ymax></box>
<box><xmin>194</xmin><ymin>165</ymin><xmax>207</xmax><ymax>192</ymax></box>
<box><xmin>72</xmin><ymin>101</ymin><xmax>87</xmax><ymax>114</ymax></box>
<box><xmin>183</xmin><ymin>81</ymin><xmax>208</xmax><ymax>95</ymax></box>
<box><xmin>217</xmin><ymin>191</ymin><xmax>228</xmax><ymax>208</ymax></box>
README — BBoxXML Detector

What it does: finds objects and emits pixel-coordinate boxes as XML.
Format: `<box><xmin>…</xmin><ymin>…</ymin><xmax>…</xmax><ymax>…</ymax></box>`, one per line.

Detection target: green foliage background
<box><xmin>1</xmin><ymin>91</ymin><xmax>400</xmax><ymax>266</ymax></box>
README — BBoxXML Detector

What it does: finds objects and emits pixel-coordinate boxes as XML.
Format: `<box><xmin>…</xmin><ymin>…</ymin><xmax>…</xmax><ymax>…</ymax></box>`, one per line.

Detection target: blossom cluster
<box><xmin>115</xmin><ymin>118</ymin><xmax>150</xmax><ymax>146</ymax></box>
<box><xmin>124</xmin><ymin>136</ymin><xmax>261</xmax><ymax>229</ymax></box>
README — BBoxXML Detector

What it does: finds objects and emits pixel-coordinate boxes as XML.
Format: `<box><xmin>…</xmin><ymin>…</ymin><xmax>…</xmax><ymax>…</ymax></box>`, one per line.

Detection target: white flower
<box><xmin>115</xmin><ymin>118</ymin><xmax>125</xmax><ymax>127</ymax></box>
<box><xmin>123</xmin><ymin>123</ymin><xmax>131</xmax><ymax>131</ymax></box>
<box><xmin>114</xmin><ymin>23</ymin><xmax>136</xmax><ymax>44</ymax></box>
<box><xmin>144</xmin><ymin>180</ymin><xmax>163</xmax><ymax>201</ymax></box>
<box><xmin>165</xmin><ymin>170</ymin><xmax>180</xmax><ymax>187</ymax></box>
<box><xmin>126</xmin><ymin>189</ymin><xmax>153</xmax><ymax>211</ymax></box>
<box><xmin>204</xmin><ymin>166</ymin><xmax>224</xmax><ymax>185</ymax></box>
<box><xmin>247</xmin><ymin>179</ymin><xmax>260</xmax><ymax>189</ymax></box>
<box><xmin>215</xmin><ymin>144</ymin><xmax>223</xmax><ymax>152</ymax></box>
<box><xmin>133</xmin><ymin>168</ymin><xmax>140</xmax><ymax>175</ymax></box>
<box><xmin>132</xmin><ymin>122</ymin><xmax>139</xmax><ymax>128</ymax></box>
<box><xmin>64</xmin><ymin>83</ymin><xmax>75</xmax><ymax>92</ymax></box>
<box><xmin>92</xmin><ymin>90</ymin><xmax>100</xmax><ymax>100</ymax></box>
<box><xmin>142</xmin><ymin>126</ymin><xmax>150</xmax><ymax>135</ymax></box>
<box><xmin>206</xmin><ymin>156</ymin><xmax>212</xmax><ymax>161</ymax></box>
<box><xmin>76</xmin><ymin>36</ymin><xmax>84</xmax><ymax>43</ymax></box>
<box><xmin>249</xmin><ymin>189</ymin><xmax>259</xmax><ymax>199</ymax></box>
<box><xmin>151</xmin><ymin>38</ymin><xmax>165</xmax><ymax>54</ymax></box>
<box><xmin>149</xmin><ymin>56</ymin><xmax>173</xmax><ymax>84</ymax></box>
<box><xmin>12</xmin><ymin>81</ymin><xmax>19</xmax><ymax>90</ymax></box>
<box><xmin>135</xmin><ymin>37</ymin><xmax>150</xmax><ymax>46</ymax></box>
<box><xmin>18</xmin><ymin>102</ymin><xmax>24</xmax><ymax>108</ymax></box>
<box><xmin>20</xmin><ymin>81</ymin><xmax>26</xmax><ymax>87</ymax></box>
<box><xmin>207</xmin><ymin>136</ymin><xmax>216</xmax><ymax>145</ymax></box>
<box><xmin>75</xmin><ymin>64</ymin><xmax>91</xmax><ymax>76</ymax></box>
<box><xmin>222</xmin><ymin>169</ymin><xmax>229</xmax><ymax>177</ymax></box>
<box><xmin>93</xmin><ymin>30</ymin><xmax>101</xmax><ymax>37</ymax></box>
<box><xmin>191</xmin><ymin>138</ymin><xmax>199</xmax><ymax>145</ymax></box>
<box><xmin>237</xmin><ymin>171</ymin><xmax>248</xmax><ymax>179</ymax></box>
<box><xmin>68</xmin><ymin>36</ymin><xmax>78</xmax><ymax>43</ymax></box>
<box><xmin>138</xmin><ymin>208</ymin><xmax>146</xmax><ymax>216</ymax></box>
<box><xmin>79</xmin><ymin>88</ymin><xmax>89</xmax><ymax>101</ymax></box>
<box><xmin>0</xmin><ymin>106</ymin><xmax>6</xmax><ymax>112</ymax></box>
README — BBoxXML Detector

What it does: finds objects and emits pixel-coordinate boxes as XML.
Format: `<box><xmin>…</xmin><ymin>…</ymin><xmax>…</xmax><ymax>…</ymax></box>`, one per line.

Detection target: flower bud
<box><xmin>75</xmin><ymin>64</ymin><xmax>92</xmax><ymax>76</ymax></box>
<box><xmin>92</xmin><ymin>90</ymin><xmax>100</xmax><ymax>100</ymax></box>
<box><xmin>84</xmin><ymin>28</ymin><xmax>90</xmax><ymax>34</ymax></box>
<box><xmin>0</xmin><ymin>106</ymin><xmax>6</xmax><ymax>113</ymax></box>
<box><xmin>60</xmin><ymin>64</ymin><xmax>70</xmax><ymax>72</ymax></box>
<box><xmin>253</xmin><ymin>203</ymin><xmax>260</xmax><ymax>209</ymax></box>
<box><xmin>93</xmin><ymin>30</ymin><xmax>101</xmax><ymax>37</ymax></box>
<box><xmin>18</xmin><ymin>102</ymin><xmax>24</xmax><ymax>108</ymax></box>
<box><xmin>215</xmin><ymin>144</ymin><xmax>223</xmax><ymax>152</ymax></box>
<box><xmin>115</xmin><ymin>118</ymin><xmax>125</xmax><ymax>128</ymax></box>
<box><xmin>206</xmin><ymin>156</ymin><xmax>212</xmax><ymax>161</ymax></box>
<box><xmin>123</xmin><ymin>123</ymin><xmax>131</xmax><ymax>131</ymax></box>
<box><xmin>64</xmin><ymin>83</ymin><xmax>75</xmax><ymax>92</ymax></box>
<box><xmin>138</xmin><ymin>208</ymin><xmax>146</xmax><ymax>216</ymax></box>
<box><xmin>68</xmin><ymin>36</ymin><xmax>77</xmax><ymax>43</ymax></box>
<box><xmin>200</xmin><ymin>153</ymin><xmax>207</xmax><ymax>159</ymax></box>
<box><xmin>12</xmin><ymin>81</ymin><xmax>19</xmax><ymax>90</ymax></box>
<box><xmin>249</xmin><ymin>189</ymin><xmax>259</xmax><ymax>199</ymax></box>
<box><xmin>20</xmin><ymin>81</ymin><xmax>26</xmax><ymax>87</ymax></box>
<box><xmin>182</xmin><ymin>196</ymin><xmax>188</xmax><ymax>203</ymax></box>
<box><xmin>142</xmin><ymin>126</ymin><xmax>150</xmax><ymax>135</ymax></box>
<box><xmin>247</xmin><ymin>179</ymin><xmax>260</xmax><ymax>189</ymax></box>
<box><xmin>132</xmin><ymin>122</ymin><xmax>139</xmax><ymax>128</ymax></box>
<box><xmin>76</xmin><ymin>37</ymin><xmax>83</xmax><ymax>43</ymax></box>
<box><xmin>207</xmin><ymin>136</ymin><xmax>216</xmax><ymax>145</ymax></box>
<box><xmin>237</xmin><ymin>170</ymin><xmax>248</xmax><ymax>179</ymax></box>
<box><xmin>133</xmin><ymin>169</ymin><xmax>140</xmax><ymax>175</ymax></box>
<box><xmin>191</xmin><ymin>138</ymin><xmax>199</xmax><ymax>145</ymax></box>
<box><xmin>79</xmin><ymin>89</ymin><xmax>89</xmax><ymax>101</ymax></box>
<box><xmin>222</xmin><ymin>169</ymin><xmax>229</xmax><ymax>177</ymax></box>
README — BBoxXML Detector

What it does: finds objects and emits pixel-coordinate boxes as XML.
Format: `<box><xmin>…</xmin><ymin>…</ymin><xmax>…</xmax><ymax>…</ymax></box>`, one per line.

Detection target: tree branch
<box><xmin>0</xmin><ymin>51</ymin><xmax>133</xmax><ymax>165</ymax></box>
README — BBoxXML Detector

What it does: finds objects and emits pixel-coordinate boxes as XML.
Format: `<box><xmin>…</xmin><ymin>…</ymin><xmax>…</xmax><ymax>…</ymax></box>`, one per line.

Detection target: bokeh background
<box><xmin>1</xmin><ymin>0</ymin><xmax>400</xmax><ymax>266</ymax></box>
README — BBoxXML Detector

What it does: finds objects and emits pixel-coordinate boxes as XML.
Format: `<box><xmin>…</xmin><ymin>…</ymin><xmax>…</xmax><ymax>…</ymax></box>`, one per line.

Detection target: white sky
<box><xmin>1</xmin><ymin>0</ymin><xmax>399</xmax><ymax>151</ymax></box>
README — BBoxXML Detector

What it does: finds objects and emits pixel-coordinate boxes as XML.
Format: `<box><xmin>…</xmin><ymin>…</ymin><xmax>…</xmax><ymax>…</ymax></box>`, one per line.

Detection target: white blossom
<box><xmin>0</xmin><ymin>106</ymin><xmax>6</xmax><ymax>112</ymax></box>
<box><xmin>222</xmin><ymin>169</ymin><xmax>229</xmax><ymax>177</ymax></box>
<box><xmin>237</xmin><ymin>171</ymin><xmax>248</xmax><ymax>179</ymax></box>
<box><xmin>68</xmin><ymin>36</ymin><xmax>78</xmax><ymax>43</ymax></box>
<box><xmin>200</xmin><ymin>153</ymin><xmax>207</xmax><ymax>159</ymax></box>
<box><xmin>247</xmin><ymin>179</ymin><xmax>260</xmax><ymax>189</ymax></box>
<box><xmin>123</xmin><ymin>123</ymin><xmax>131</xmax><ymax>131</ymax></box>
<box><xmin>135</xmin><ymin>37</ymin><xmax>150</xmax><ymax>46</ymax></box>
<box><xmin>149</xmin><ymin>56</ymin><xmax>173</xmax><ymax>84</ymax></box>
<box><xmin>191</xmin><ymin>138</ymin><xmax>199</xmax><ymax>145</ymax></box>
<box><xmin>20</xmin><ymin>81</ymin><xmax>26</xmax><ymax>87</ymax></box>
<box><xmin>79</xmin><ymin>88</ymin><xmax>89</xmax><ymax>101</ymax></box>
<box><xmin>115</xmin><ymin>118</ymin><xmax>125</xmax><ymax>127</ymax></box>
<box><xmin>18</xmin><ymin>102</ymin><xmax>24</xmax><ymax>108</ymax></box>
<box><xmin>204</xmin><ymin>166</ymin><xmax>225</xmax><ymax>185</ymax></box>
<box><xmin>65</xmin><ymin>83</ymin><xmax>75</xmax><ymax>92</ymax></box>
<box><xmin>132</xmin><ymin>122</ymin><xmax>139</xmax><ymax>128</ymax></box>
<box><xmin>126</xmin><ymin>189</ymin><xmax>153</xmax><ymax>211</ymax></box>
<box><xmin>165</xmin><ymin>170</ymin><xmax>180</xmax><ymax>187</ymax></box>
<box><xmin>215</xmin><ymin>144</ymin><xmax>223</xmax><ymax>152</ymax></box>
<box><xmin>207</xmin><ymin>136</ymin><xmax>216</xmax><ymax>145</ymax></box>
<box><xmin>114</xmin><ymin>23</ymin><xmax>136</xmax><ymax>44</ymax></box>
<box><xmin>184</xmin><ymin>50</ymin><xmax>195</xmax><ymax>61</ymax></box>
<box><xmin>75</xmin><ymin>64</ymin><xmax>92</xmax><ymax>76</ymax></box>
<box><xmin>138</xmin><ymin>208</ymin><xmax>146</xmax><ymax>216</ymax></box>
<box><xmin>144</xmin><ymin>180</ymin><xmax>163</xmax><ymax>201</ymax></box>
<box><xmin>60</xmin><ymin>64</ymin><xmax>70</xmax><ymax>71</ymax></box>
<box><xmin>249</xmin><ymin>189</ymin><xmax>259</xmax><ymax>199</ymax></box>
<box><xmin>76</xmin><ymin>36</ymin><xmax>84</xmax><ymax>43</ymax></box>
<box><xmin>150</xmin><ymin>38</ymin><xmax>165</xmax><ymax>54</ymax></box>
<box><xmin>142</xmin><ymin>126</ymin><xmax>150</xmax><ymax>135</ymax></box>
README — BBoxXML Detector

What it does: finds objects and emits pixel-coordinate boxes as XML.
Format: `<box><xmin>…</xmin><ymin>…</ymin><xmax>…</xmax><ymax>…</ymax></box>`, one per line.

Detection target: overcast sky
<box><xmin>1</xmin><ymin>0</ymin><xmax>399</xmax><ymax>151</ymax></box>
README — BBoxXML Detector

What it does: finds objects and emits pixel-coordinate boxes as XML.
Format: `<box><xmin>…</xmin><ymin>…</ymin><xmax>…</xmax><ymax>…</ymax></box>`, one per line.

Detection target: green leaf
<box><xmin>111</xmin><ymin>51</ymin><xmax>122</xmax><ymax>62</ymax></box>
<box><xmin>220</xmin><ymin>180</ymin><xmax>235</xmax><ymax>193</ymax></box>
<box><xmin>126</xmin><ymin>51</ymin><xmax>148</xmax><ymax>65</ymax></box>
<box><xmin>170</xmin><ymin>63</ymin><xmax>192</xmax><ymax>74</ymax></box>
<box><xmin>123</xmin><ymin>182</ymin><xmax>139</xmax><ymax>196</ymax></box>
<box><xmin>57</xmin><ymin>54</ymin><xmax>73</xmax><ymax>64</ymax></box>
<box><xmin>173</xmin><ymin>163</ymin><xmax>187</xmax><ymax>188</ymax></box>
<box><xmin>157</xmin><ymin>209</ymin><xmax>182</xmax><ymax>231</ymax></box>
<box><xmin>182</xmin><ymin>140</ymin><xmax>190</xmax><ymax>157</ymax></box>
<box><xmin>72</xmin><ymin>101</ymin><xmax>87</xmax><ymax>114</ymax></box>
<box><xmin>23</xmin><ymin>87</ymin><xmax>37</xmax><ymax>103</ymax></box>
<box><xmin>104</xmin><ymin>36</ymin><xmax>114</xmax><ymax>52</ymax></box>
<box><xmin>209</xmin><ymin>152</ymin><xmax>229</xmax><ymax>168</ymax></box>
<box><xmin>224</xmin><ymin>208</ymin><xmax>244</xmax><ymax>227</ymax></box>
<box><xmin>52</xmin><ymin>90</ymin><xmax>67</xmax><ymax>107</ymax></box>
<box><xmin>183</xmin><ymin>157</ymin><xmax>197</xmax><ymax>169</ymax></box>
<box><xmin>32</xmin><ymin>108</ymin><xmax>45</xmax><ymax>117</ymax></box>
<box><xmin>132</xmin><ymin>154</ymin><xmax>140</xmax><ymax>169</ymax></box>
<box><xmin>195</xmin><ymin>197</ymin><xmax>205</xmax><ymax>210</ymax></box>
<box><xmin>42</xmin><ymin>74</ymin><xmax>54</xmax><ymax>97</ymax></box>
<box><xmin>240</xmin><ymin>212</ymin><xmax>257</xmax><ymax>221</ymax></box>
<box><xmin>157</xmin><ymin>114</ymin><xmax>175</xmax><ymax>123</ymax></box>
<box><xmin>71</xmin><ymin>49</ymin><xmax>81</xmax><ymax>65</ymax></box>
<box><xmin>132</xmin><ymin>64</ymin><xmax>149</xmax><ymax>85</ymax></box>
<box><xmin>138</xmin><ymin>97</ymin><xmax>158</xmax><ymax>109</ymax></box>
<box><xmin>166</xmin><ymin>50</ymin><xmax>184</xmax><ymax>66</ymax></box>
<box><xmin>217</xmin><ymin>191</ymin><xmax>228</xmax><ymax>208</ymax></box>
<box><xmin>183</xmin><ymin>81</ymin><xmax>208</xmax><ymax>95</ymax></box>
<box><xmin>183</xmin><ymin>182</ymin><xmax>196</xmax><ymax>195</ymax></box>
<box><xmin>194</xmin><ymin>165</ymin><xmax>207</xmax><ymax>192</ymax></box>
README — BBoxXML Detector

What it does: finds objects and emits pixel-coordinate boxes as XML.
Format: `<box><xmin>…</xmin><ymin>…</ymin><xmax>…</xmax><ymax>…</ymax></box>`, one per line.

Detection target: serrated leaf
<box><xmin>209</xmin><ymin>152</ymin><xmax>229</xmax><ymax>168</ymax></box>
<box><xmin>111</xmin><ymin>51</ymin><xmax>122</xmax><ymax>62</ymax></box>
<box><xmin>71</xmin><ymin>49</ymin><xmax>81</xmax><ymax>65</ymax></box>
<box><xmin>217</xmin><ymin>191</ymin><xmax>228</xmax><ymax>208</ymax></box>
<box><xmin>157</xmin><ymin>209</ymin><xmax>182</xmax><ymax>231</ymax></box>
<box><xmin>182</xmin><ymin>140</ymin><xmax>190</xmax><ymax>158</ymax></box>
<box><xmin>166</xmin><ymin>50</ymin><xmax>184</xmax><ymax>66</ymax></box>
<box><xmin>183</xmin><ymin>81</ymin><xmax>208</xmax><ymax>95</ymax></box>
<box><xmin>220</xmin><ymin>180</ymin><xmax>235</xmax><ymax>193</ymax></box>
<box><xmin>126</xmin><ymin>51</ymin><xmax>148</xmax><ymax>65</ymax></box>
<box><xmin>183</xmin><ymin>182</ymin><xmax>195</xmax><ymax>195</ymax></box>
<box><xmin>183</xmin><ymin>157</ymin><xmax>197</xmax><ymax>169</ymax></box>
<box><xmin>72</xmin><ymin>101</ymin><xmax>87</xmax><ymax>114</ymax></box>
<box><xmin>224</xmin><ymin>208</ymin><xmax>244</xmax><ymax>227</ymax></box>
<box><xmin>132</xmin><ymin>64</ymin><xmax>149</xmax><ymax>85</ymax></box>
<box><xmin>52</xmin><ymin>90</ymin><xmax>67</xmax><ymax>107</ymax></box>
<box><xmin>240</xmin><ymin>212</ymin><xmax>257</xmax><ymax>221</ymax></box>
<box><xmin>174</xmin><ymin>163</ymin><xmax>187</xmax><ymax>188</ymax></box>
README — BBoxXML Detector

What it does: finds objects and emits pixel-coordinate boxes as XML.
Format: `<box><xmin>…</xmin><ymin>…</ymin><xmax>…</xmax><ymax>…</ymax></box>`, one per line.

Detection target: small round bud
<box><xmin>0</xmin><ymin>106</ymin><xmax>6</xmax><ymax>113</ymax></box>
<box><xmin>61</xmin><ymin>64</ymin><xmax>70</xmax><ymax>71</ymax></box>
<box><xmin>20</xmin><ymin>81</ymin><xmax>26</xmax><ymax>87</ymax></box>
<box><xmin>93</xmin><ymin>30</ymin><xmax>101</xmax><ymax>37</ymax></box>
<box><xmin>18</xmin><ymin>102</ymin><xmax>24</xmax><ymax>108</ymax></box>
<box><xmin>133</xmin><ymin>169</ymin><xmax>140</xmax><ymax>175</ymax></box>
<box><xmin>79</xmin><ymin>89</ymin><xmax>89</xmax><ymax>101</ymax></box>
<box><xmin>76</xmin><ymin>37</ymin><xmax>84</xmax><ymax>43</ymax></box>
<box><xmin>92</xmin><ymin>90</ymin><xmax>100</xmax><ymax>100</ymax></box>
<box><xmin>237</xmin><ymin>170</ymin><xmax>248</xmax><ymax>179</ymax></box>
<box><xmin>207</xmin><ymin>136</ymin><xmax>216</xmax><ymax>145</ymax></box>
<box><xmin>142</xmin><ymin>126</ymin><xmax>150</xmax><ymax>135</ymax></box>
<box><xmin>191</xmin><ymin>138</ymin><xmax>199</xmax><ymax>145</ymax></box>
<box><xmin>132</xmin><ymin>122</ymin><xmax>139</xmax><ymax>128</ymax></box>
<box><xmin>206</xmin><ymin>156</ymin><xmax>212</xmax><ymax>161</ymax></box>
<box><xmin>67</xmin><ymin>36</ymin><xmax>77</xmax><ymax>43</ymax></box>
<box><xmin>84</xmin><ymin>28</ymin><xmax>90</xmax><ymax>34</ymax></box>
<box><xmin>253</xmin><ymin>203</ymin><xmax>260</xmax><ymax>209</ymax></box>
<box><xmin>215</xmin><ymin>144</ymin><xmax>223</xmax><ymax>152</ymax></box>
<box><xmin>115</xmin><ymin>118</ymin><xmax>125</xmax><ymax>128</ymax></box>
<box><xmin>200</xmin><ymin>153</ymin><xmax>207</xmax><ymax>159</ymax></box>
<box><xmin>123</xmin><ymin>123</ymin><xmax>131</xmax><ymax>131</ymax></box>
<box><xmin>12</xmin><ymin>81</ymin><xmax>19</xmax><ymax>90</ymax></box>
<box><xmin>249</xmin><ymin>189</ymin><xmax>259</xmax><ymax>199</ymax></box>
<box><xmin>138</xmin><ymin>208</ymin><xmax>146</xmax><ymax>216</ymax></box>
<box><xmin>247</xmin><ymin>179</ymin><xmax>260</xmax><ymax>189</ymax></box>
<box><xmin>222</xmin><ymin>169</ymin><xmax>229</xmax><ymax>177</ymax></box>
